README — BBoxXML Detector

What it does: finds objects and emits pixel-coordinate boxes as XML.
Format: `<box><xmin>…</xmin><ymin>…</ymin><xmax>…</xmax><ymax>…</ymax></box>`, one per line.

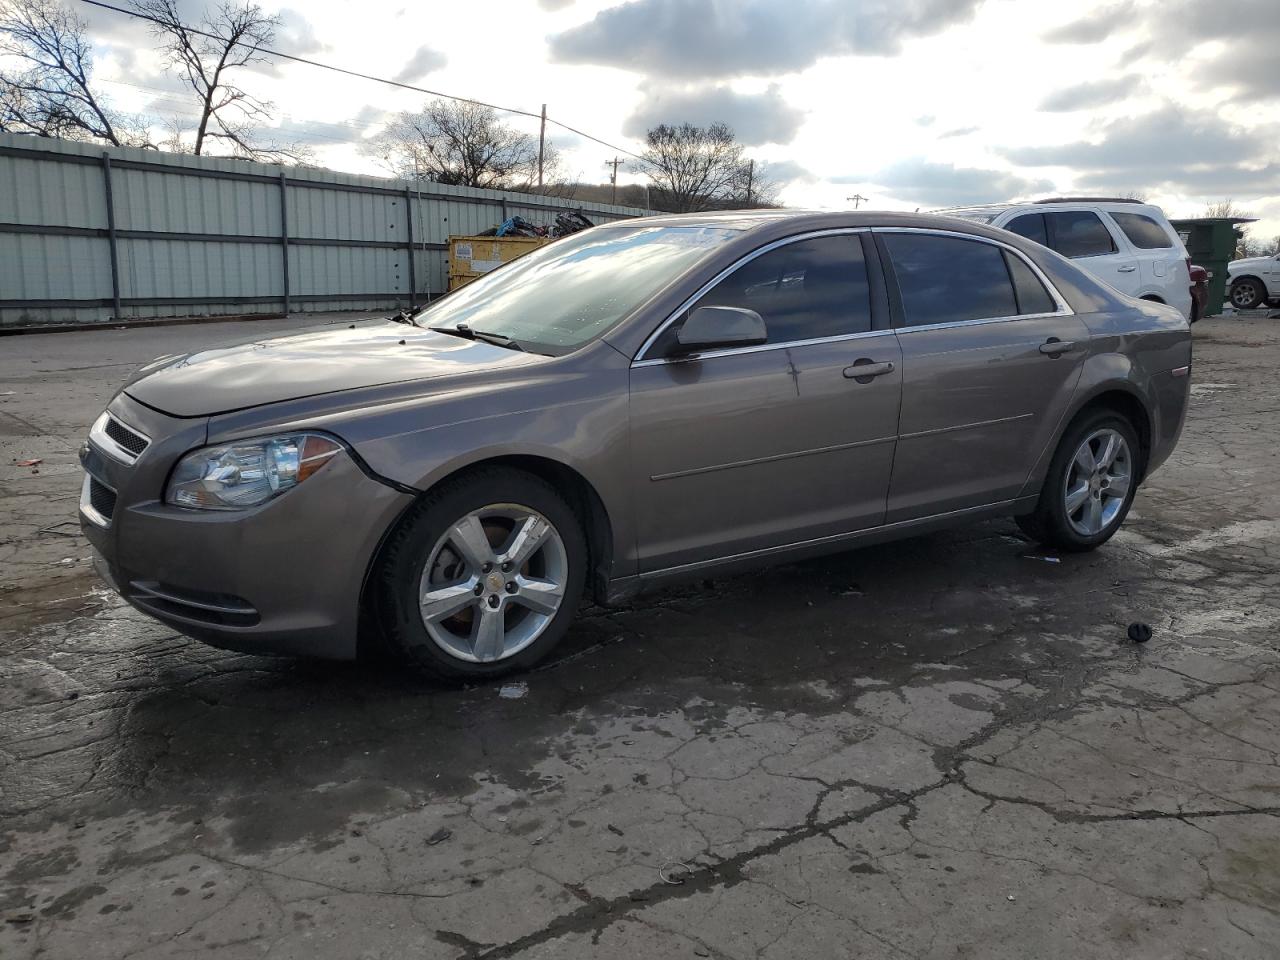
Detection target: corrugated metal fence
<box><xmin>0</xmin><ymin>132</ymin><xmax>648</xmax><ymax>328</ymax></box>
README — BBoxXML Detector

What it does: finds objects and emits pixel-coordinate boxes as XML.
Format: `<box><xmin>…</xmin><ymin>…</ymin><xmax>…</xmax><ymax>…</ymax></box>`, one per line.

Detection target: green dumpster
<box><xmin>1169</xmin><ymin>216</ymin><xmax>1257</xmax><ymax>316</ymax></box>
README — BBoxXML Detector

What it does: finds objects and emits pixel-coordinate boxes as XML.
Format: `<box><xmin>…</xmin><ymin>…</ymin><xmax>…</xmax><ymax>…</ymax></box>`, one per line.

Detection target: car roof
<box><xmin>596</xmin><ymin>208</ymin><xmax>1031</xmax><ymax>234</ymax></box>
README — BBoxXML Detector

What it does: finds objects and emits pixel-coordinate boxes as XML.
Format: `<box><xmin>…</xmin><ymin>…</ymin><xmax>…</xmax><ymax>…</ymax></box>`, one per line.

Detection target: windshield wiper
<box><xmin>429</xmin><ymin>323</ymin><xmax>525</xmax><ymax>352</ymax></box>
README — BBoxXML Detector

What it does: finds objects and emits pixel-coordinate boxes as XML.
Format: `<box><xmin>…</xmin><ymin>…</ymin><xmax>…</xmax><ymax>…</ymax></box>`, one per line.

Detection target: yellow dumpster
<box><xmin>447</xmin><ymin>236</ymin><xmax>551</xmax><ymax>291</ymax></box>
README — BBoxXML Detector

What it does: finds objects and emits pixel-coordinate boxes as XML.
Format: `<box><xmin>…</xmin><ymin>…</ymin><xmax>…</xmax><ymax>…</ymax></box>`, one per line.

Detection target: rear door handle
<box><xmin>1039</xmin><ymin>338</ymin><xmax>1076</xmax><ymax>356</ymax></box>
<box><xmin>843</xmin><ymin>359</ymin><xmax>895</xmax><ymax>382</ymax></box>
<box><xmin>1117</xmin><ymin>264</ymin><xmax>1137</xmax><ymax>273</ymax></box>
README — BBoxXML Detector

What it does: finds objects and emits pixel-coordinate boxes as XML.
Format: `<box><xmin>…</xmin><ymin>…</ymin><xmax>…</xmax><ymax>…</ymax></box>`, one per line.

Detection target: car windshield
<box><xmin>413</xmin><ymin>224</ymin><xmax>740</xmax><ymax>354</ymax></box>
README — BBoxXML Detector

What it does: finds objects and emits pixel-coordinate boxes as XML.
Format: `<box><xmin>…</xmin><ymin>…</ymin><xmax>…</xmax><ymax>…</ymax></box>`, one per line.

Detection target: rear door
<box><xmin>1106</xmin><ymin>209</ymin><xmax>1189</xmax><ymax>312</ymax></box>
<box><xmin>629</xmin><ymin>232</ymin><xmax>901</xmax><ymax>573</ymax></box>
<box><xmin>875</xmin><ymin>229</ymin><xmax>1090</xmax><ymax>521</ymax></box>
<box><xmin>1044</xmin><ymin>210</ymin><xmax>1140</xmax><ymax>296</ymax></box>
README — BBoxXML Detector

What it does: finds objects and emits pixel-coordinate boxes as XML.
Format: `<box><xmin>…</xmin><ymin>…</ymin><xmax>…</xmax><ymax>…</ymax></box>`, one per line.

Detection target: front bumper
<box><xmin>79</xmin><ymin>393</ymin><xmax>415</xmax><ymax>660</ymax></box>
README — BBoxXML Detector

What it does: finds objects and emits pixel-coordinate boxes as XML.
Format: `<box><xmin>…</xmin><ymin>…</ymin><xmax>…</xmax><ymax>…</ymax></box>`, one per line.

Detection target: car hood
<box><xmin>123</xmin><ymin>319</ymin><xmax>541</xmax><ymax>417</ymax></box>
<box><xmin>1229</xmin><ymin>256</ymin><xmax>1273</xmax><ymax>273</ymax></box>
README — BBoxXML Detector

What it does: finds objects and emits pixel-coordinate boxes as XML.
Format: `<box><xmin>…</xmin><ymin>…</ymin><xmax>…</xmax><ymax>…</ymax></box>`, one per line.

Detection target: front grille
<box><xmin>88</xmin><ymin>477</ymin><xmax>117</xmax><ymax>519</ymax></box>
<box><xmin>104</xmin><ymin>416</ymin><xmax>149</xmax><ymax>457</ymax></box>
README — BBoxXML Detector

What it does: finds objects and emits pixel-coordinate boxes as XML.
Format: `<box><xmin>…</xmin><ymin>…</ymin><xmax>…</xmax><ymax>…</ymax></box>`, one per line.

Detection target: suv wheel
<box><xmin>1016</xmin><ymin>411</ymin><xmax>1140</xmax><ymax>552</ymax></box>
<box><xmin>374</xmin><ymin>468</ymin><xmax>587</xmax><ymax>680</ymax></box>
<box><xmin>1230</xmin><ymin>277</ymin><xmax>1266</xmax><ymax>310</ymax></box>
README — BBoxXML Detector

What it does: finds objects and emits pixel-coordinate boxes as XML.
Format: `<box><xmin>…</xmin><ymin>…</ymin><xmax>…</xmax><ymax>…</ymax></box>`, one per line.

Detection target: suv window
<box><xmin>1005</xmin><ymin>213</ymin><xmax>1047</xmax><ymax>246</ymax></box>
<box><xmin>1110</xmin><ymin>212</ymin><xmax>1174</xmax><ymax>250</ymax></box>
<box><xmin>1046</xmin><ymin>211</ymin><xmax>1117</xmax><ymax>258</ymax></box>
<box><xmin>652</xmin><ymin>234</ymin><xmax>871</xmax><ymax>354</ymax></box>
<box><xmin>883</xmin><ymin>233</ymin><xmax>1017</xmax><ymax>326</ymax></box>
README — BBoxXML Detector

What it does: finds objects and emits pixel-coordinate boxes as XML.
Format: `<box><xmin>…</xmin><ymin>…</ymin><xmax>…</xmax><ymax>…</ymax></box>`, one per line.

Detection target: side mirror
<box><xmin>674</xmin><ymin>306</ymin><xmax>768</xmax><ymax>354</ymax></box>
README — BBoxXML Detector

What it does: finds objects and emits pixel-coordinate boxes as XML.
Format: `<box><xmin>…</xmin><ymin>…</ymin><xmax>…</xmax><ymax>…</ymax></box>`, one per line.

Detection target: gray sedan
<box><xmin>79</xmin><ymin>211</ymin><xmax>1191</xmax><ymax>679</ymax></box>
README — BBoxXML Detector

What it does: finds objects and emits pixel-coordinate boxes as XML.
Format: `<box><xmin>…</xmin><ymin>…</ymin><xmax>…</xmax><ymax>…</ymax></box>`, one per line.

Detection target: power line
<box><xmin>77</xmin><ymin>0</ymin><xmax>655</xmax><ymax>168</ymax></box>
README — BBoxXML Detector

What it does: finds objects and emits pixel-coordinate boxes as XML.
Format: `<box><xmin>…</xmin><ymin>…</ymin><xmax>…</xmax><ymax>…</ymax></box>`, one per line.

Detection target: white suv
<box><xmin>941</xmin><ymin>199</ymin><xmax>1193</xmax><ymax>321</ymax></box>
<box><xmin>1227</xmin><ymin>254</ymin><xmax>1280</xmax><ymax>310</ymax></box>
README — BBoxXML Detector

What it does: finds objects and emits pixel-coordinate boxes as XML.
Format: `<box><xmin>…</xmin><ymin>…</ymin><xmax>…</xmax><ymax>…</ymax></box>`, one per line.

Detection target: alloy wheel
<box><xmin>1063</xmin><ymin>428</ymin><xmax>1132</xmax><ymax>537</ymax></box>
<box><xmin>1231</xmin><ymin>280</ymin><xmax>1262</xmax><ymax>309</ymax></box>
<box><xmin>418</xmin><ymin>504</ymin><xmax>568</xmax><ymax>663</ymax></box>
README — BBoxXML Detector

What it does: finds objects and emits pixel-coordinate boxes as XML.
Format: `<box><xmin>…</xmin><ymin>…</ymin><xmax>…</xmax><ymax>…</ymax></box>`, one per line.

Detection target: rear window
<box><xmin>1110</xmin><ymin>212</ymin><xmax>1174</xmax><ymax>249</ymax></box>
<box><xmin>882</xmin><ymin>234</ymin><xmax>1017</xmax><ymax>327</ymax></box>
<box><xmin>1046</xmin><ymin>211</ymin><xmax>1117</xmax><ymax>259</ymax></box>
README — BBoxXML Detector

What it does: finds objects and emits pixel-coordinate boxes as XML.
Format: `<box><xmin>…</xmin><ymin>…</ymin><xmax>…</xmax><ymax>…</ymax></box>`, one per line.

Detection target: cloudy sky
<box><xmin>78</xmin><ymin>0</ymin><xmax>1280</xmax><ymax>237</ymax></box>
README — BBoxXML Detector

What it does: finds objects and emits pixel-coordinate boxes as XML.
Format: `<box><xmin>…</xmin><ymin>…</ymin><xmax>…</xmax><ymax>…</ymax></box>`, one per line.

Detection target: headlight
<box><xmin>166</xmin><ymin>433</ymin><xmax>343</xmax><ymax>510</ymax></box>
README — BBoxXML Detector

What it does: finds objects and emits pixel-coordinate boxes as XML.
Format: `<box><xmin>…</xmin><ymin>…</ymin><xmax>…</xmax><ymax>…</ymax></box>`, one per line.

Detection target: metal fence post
<box><xmin>404</xmin><ymin>186</ymin><xmax>416</xmax><ymax>308</ymax></box>
<box><xmin>279</xmin><ymin>169</ymin><xmax>290</xmax><ymax>315</ymax></box>
<box><xmin>100</xmin><ymin>152</ymin><xmax>122</xmax><ymax>319</ymax></box>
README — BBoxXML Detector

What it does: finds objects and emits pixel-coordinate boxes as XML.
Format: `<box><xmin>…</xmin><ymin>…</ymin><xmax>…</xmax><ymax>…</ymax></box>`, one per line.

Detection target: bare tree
<box><xmin>1204</xmin><ymin>199</ymin><xmax>1258</xmax><ymax>258</ymax></box>
<box><xmin>366</xmin><ymin>99</ymin><xmax>555</xmax><ymax>189</ymax></box>
<box><xmin>0</xmin><ymin>0</ymin><xmax>138</xmax><ymax>143</ymax></box>
<box><xmin>131</xmin><ymin>0</ymin><xmax>299</xmax><ymax>160</ymax></box>
<box><xmin>636</xmin><ymin>122</ymin><xmax>753</xmax><ymax>213</ymax></box>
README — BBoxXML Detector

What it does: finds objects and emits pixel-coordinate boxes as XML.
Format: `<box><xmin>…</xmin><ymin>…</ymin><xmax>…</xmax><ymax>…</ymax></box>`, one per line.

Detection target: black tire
<box><xmin>1230</xmin><ymin>277</ymin><xmax>1266</xmax><ymax>311</ymax></box>
<box><xmin>373</xmin><ymin>467</ymin><xmax>587</xmax><ymax>681</ymax></box>
<box><xmin>1016</xmin><ymin>410</ymin><xmax>1141</xmax><ymax>553</ymax></box>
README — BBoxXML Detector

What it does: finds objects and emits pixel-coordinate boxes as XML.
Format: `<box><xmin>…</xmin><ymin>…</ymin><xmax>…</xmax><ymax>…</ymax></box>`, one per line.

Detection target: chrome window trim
<box><xmin>632</xmin><ymin>227</ymin><xmax>873</xmax><ymax>364</ymax></box>
<box><xmin>872</xmin><ymin>227</ymin><xmax>1075</xmax><ymax>330</ymax></box>
<box><xmin>89</xmin><ymin>411</ymin><xmax>152</xmax><ymax>465</ymax></box>
<box><xmin>632</xmin><ymin>327</ymin><xmax>892</xmax><ymax>368</ymax></box>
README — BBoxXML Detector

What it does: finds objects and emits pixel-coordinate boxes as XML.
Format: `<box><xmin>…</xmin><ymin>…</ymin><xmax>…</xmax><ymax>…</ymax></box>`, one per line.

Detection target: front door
<box><xmin>629</xmin><ymin>233</ymin><xmax>902</xmax><ymax>573</ymax></box>
<box><xmin>876</xmin><ymin>230</ymin><xmax>1090</xmax><ymax>522</ymax></box>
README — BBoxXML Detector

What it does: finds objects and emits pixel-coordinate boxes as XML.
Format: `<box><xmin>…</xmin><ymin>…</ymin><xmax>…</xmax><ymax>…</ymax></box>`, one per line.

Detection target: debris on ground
<box><xmin>426</xmin><ymin>828</ymin><xmax>452</xmax><ymax>845</ymax></box>
<box><xmin>1127</xmin><ymin>622</ymin><xmax>1153</xmax><ymax>643</ymax></box>
<box><xmin>660</xmin><ymin>861</ymin><xmax>693</xmax><ymax>885</ymax></box>
<box><xmin>15</xmin><ymin>458</ymin><xmax>42</xmax><ymax>467</ymax></box>
<box><xmin>498</xmin><ymin>681</ymin><xmax>528</xmax><ymax>699</ymax></box>
<box><xmin>1023</xmin><ymin>554</ymin><xmax>1061</xmax><ymax>564</ymax></box>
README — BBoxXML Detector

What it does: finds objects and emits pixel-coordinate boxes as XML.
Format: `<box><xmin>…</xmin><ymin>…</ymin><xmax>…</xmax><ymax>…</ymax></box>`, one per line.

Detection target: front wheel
<box><xmin>1230</xmin><ymin>278</ymin><xmax>1266</xmax><ymax>310</ymax></box>
<box><xmin>1016</xmin><ymin>413</ymin><xmax>1140</xmax><ymax>552</ymax></box>
<box><xmin>374</xmin><ymin>468</ymin><xmax>587</xmax><ymax>680</ymax></box>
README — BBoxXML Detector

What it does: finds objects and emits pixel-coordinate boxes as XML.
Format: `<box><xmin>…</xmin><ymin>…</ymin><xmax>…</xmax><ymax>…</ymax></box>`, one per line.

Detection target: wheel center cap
<box><xmin>486</xmin><ymin>573</ymin><xmax>504</xmax><ymax>593</ymax></box>
<box><xmin>1090</xmin><ymin>475</ymin><xmax>1102</xmax><ymax>493</ymax></box>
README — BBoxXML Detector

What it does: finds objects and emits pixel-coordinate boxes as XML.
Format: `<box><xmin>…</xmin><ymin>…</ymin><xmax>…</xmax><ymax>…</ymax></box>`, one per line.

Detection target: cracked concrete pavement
<box><xmin>1</xmin><ymin>313</ymin><xmax>1278</xmax><ymax>958</ymax></box>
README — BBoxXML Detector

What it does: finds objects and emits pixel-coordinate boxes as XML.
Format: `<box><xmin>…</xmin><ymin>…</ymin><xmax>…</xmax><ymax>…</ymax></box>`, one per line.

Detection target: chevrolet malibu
<box><xmin>80</xmin><ymin>211</ymin><xmax>1191</xmax><ymax>679</ymax></box>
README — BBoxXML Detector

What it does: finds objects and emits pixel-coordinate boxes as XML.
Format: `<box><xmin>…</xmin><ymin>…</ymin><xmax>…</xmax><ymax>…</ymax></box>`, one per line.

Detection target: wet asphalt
<box><xmin>1</xmin><ymin>312</ymin><xmax>1278</xmax><ymax>958</ymax></box>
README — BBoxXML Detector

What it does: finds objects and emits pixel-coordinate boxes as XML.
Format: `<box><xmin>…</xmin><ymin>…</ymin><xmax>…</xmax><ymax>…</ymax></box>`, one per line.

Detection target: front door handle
<box><xmin>843</xmin><ymin>359</ymin><xmax>895</xmax><ymax>382</ymax></box>
<box><xmin>1039</xmin><ymin>338</ymin><xmax>1076</xmax><ymax>356</ymax></box>
<box><xmin>1117</xmin><ymin>264</ymin><xmax>1137</xmax><ymax>273</ymax></box>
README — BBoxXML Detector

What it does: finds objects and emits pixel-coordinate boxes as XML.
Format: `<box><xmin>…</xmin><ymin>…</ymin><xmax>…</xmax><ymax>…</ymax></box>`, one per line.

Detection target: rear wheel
<box><xmin>1230</xmin><ymin>277</ymin><xmax>1266</xmax><ymax>310</ymax></box>
<box><xmin>1016</xmin><ymin>412</ymin><xmax>1140</xmax><ymax>552</ymax></box>
<box><xmin>374</xmin><ymin>468</ymin><xmax>587</xmax><ymax>680</ymax></box>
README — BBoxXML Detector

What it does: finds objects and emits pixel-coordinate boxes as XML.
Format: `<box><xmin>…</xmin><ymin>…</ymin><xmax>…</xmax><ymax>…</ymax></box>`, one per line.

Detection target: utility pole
<box><xmin>605</xmin><ymin>157</ymin><xmax>622</xmax><ymax>204</ymax></box>
<box><xmin>745</xmin><ymin>159</ymin><xmax>754</xmax><ymax>207</ymax></box>
<box><xmin>537</xmin><ymin>103</ymin><xmax>547</xmax><ymax>192</ymax></box>
<box><xmin>846</xmin><ymin>193</ymin><xmax>868</xmax><ymax>209</ymax></box>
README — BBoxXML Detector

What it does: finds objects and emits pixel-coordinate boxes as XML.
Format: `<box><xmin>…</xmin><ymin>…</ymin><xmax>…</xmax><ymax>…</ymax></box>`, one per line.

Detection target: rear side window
<box><xmin>882</xmin><ymin>234</ymin><xmax>1017</xmax><ymax>327</ymax></box>
<box><xmin>1004</xmin><ymin>252</ymin><xmax>1057</xmax><ymax>315</ymax></box>
<box><xmin>1110</xmin><ymin>212</ymin><xmax>1174</xmax><ymax>249</ymax></box>
<box><xmin>1046</xmin><ymin>211</ymin><xmax>1117</xmax><ymax>258</ymax></box>
<box><xmin>650</xmin><ymin>234</ymin><xmax>872</xmax><ymax>355</ymax></box>
<box><xmin>1005</xmin><ymin>213</ymin><xmax>1047</xmax><ymax>246</ymax></box>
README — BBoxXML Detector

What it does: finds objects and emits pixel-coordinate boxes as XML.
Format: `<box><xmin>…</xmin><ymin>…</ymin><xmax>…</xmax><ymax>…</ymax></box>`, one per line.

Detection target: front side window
<box><xmin>1110</xmin><ymin>212</ymin><xmax>1174</xmax><ymax>249</ymax></box>
<box><xmin>1005</xmin><ymin>213</ymin><xmax>1048</xmax><ymax>246</ymax></box>
<box><xmin>413</xmin><ymin>224</ymin><xmax>740</xmax><ymax>354</ymax></box>
<box><xmin>650</xmin><ymin>234</ymin><xmax>872</xmax><ymax>355</ymax></box>
<box><xmin>882</xmin><ymin>234</ymin><xmax>1017</xmax><ymax>327</ymax></box>
<box><xmin>1046</xmin><ymin>211</ymin><xmax>1118</xmax><ymax>258</ymax></box>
